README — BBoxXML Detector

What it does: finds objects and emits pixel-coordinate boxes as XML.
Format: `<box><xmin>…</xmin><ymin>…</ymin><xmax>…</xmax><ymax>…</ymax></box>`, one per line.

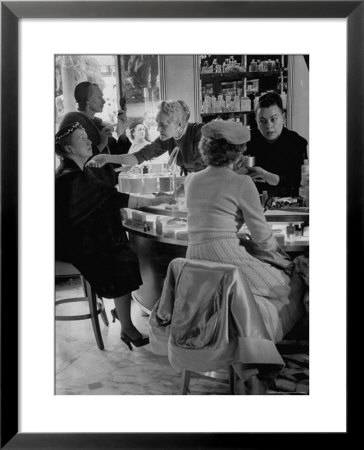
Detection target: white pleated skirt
<box><xmin>187</xmin><ymin>232</ymin><xmax>304</xmax><ymax>342</ymax></box>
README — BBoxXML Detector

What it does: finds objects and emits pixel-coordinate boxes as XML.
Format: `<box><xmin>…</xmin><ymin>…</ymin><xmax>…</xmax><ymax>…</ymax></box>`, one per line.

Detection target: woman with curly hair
<box><xmin>184</xmin><ymin>120</ymin><xmax>305</xmax><ymax>394</ymax></box>
<box><xmin>86</xmin><ymin>99</ymin><xmax>205</xmax><ymax>175</ymax></box>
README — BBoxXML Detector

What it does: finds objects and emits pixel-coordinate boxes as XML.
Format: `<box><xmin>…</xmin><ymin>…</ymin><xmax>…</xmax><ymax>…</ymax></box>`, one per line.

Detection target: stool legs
<box><xmin>83</xmin><ymin>278</ymin><xmax>104</xmax><ymax>350</ymax></box>
<box><xmin>181</xmin><ymin>367</ymin><xmax>236</xmax><ymax>395</ymax></box>
<box><xmin>97</xmin><ymin>297</ymin><xmax>109</xmax><ymax>327</ymax></box>
<box><xmin>229</xmin><ymin>366</ymin><xmax>236</xmax><ymax>394</ymax></box>
<box><xmin>181</xmin><ymin>370</ymin><xmax>191</xmax><ymax>394</ymax></box>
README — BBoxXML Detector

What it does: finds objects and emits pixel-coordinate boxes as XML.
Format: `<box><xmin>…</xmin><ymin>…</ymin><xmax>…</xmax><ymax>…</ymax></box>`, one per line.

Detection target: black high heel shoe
<box><xmin>110</xmin><ymin>308</ymin><xmax>119</xmax><ymax>323</ymax></box>
<box><xmin>120</xmin><ymin>333</ymin><xmax>149</xmax><ymax>351</ymax></box>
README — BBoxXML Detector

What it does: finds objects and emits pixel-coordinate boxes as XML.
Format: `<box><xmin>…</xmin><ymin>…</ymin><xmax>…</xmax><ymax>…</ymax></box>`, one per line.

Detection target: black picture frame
<box><xmin>1</xmin><ymin>1</ymin><xmax>360</xmax><ymax>448</ymax></box>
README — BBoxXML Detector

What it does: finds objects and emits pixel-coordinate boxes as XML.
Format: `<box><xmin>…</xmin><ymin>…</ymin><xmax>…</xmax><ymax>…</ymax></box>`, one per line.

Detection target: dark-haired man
<box><xmin>246</xmin><ymin>91</ymin><xmax>308</xmax><ymax>197</ymax></box>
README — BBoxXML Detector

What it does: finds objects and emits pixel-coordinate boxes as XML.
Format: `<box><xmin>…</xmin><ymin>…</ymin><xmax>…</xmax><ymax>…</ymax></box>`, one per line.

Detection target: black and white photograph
<box><xmin>1</xmin><ymin>1</ymin><xmax>355</xmax><ymax>444</ymax></box>
<box><xmin>55</xmin><ymin>54</ymin><xmax>310</xmax><ymax>396</ymax></box>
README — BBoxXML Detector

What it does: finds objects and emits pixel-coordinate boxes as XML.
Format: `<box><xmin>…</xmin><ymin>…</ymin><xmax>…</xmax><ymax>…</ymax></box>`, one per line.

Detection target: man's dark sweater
<box><xmin>247</xmin><ymin>127</ymin><xmax>308</xmax><ymax>197</ymax></box>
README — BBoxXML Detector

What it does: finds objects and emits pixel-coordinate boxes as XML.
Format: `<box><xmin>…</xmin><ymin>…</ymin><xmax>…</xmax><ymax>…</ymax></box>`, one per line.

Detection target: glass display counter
<box><xmin>123</xmin><ymin>208</ymin><xmax>309</xmax><ymax>313</ymax></box>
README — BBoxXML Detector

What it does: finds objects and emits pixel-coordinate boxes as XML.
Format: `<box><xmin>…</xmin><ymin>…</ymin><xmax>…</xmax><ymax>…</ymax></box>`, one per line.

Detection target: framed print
<box><xmin>1</xmin><ymin>0</ymin><xmax>360</xmax><ymax>448</ymax></box>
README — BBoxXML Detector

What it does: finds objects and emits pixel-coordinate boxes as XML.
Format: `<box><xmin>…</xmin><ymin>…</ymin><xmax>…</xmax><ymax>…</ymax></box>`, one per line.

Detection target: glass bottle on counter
<box><xmin>261</xmin><ymin>190</ymin><xmax>269</xmax><ymax>208</ymax></box>
<box><xmin>286</xmin><ymin>223</ymin><xmax>295</xmax><ymax>242</ymax></box>
<box><xmin>299</xmin><ymin>159</ymin><xmax>309</xmax><ymax>207</ymax></box>
<box><xmin>294</xmin><ymin>224</ymin><xmax>302</xmax><ymax>237</ymax></box>
<box><xmin>155</xmin><ymin>216</ymin><xmax>163</xmax><ymax>235</ymax></box>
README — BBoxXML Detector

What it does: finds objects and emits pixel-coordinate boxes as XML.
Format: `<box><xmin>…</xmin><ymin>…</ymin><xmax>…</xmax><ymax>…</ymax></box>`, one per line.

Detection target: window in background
<box><xmin>55</xmin><ymin>54</ymin><xmax>161</xmax><ymax>141</ymax></box>
<box><xmin>55</xmin><ymin>55</ymin><xmax>118</xmax><ymax>130</ymax></box>
<box><xmin>118</xmin><ymin>55</ymin><xmax>160</xmax><ymax>141</ymax></box>
<box><xmin>55</xmin><ymin>54</ymin><xmax>165</xmax><ymax>165</ymax></box>
<box><xmin>93</xmin><ymin>55</ymin><xmax>118</xmax><ymax>126</ymax></box>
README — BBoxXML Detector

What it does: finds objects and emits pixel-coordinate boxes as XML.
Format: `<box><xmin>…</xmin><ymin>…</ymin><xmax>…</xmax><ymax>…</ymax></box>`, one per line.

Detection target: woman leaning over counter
<box><xmin>86</xmin><ymin>100</ymin><xmax>205</xmax><ymax>174</ymax></box>
<box><xmin>184</xmin><ymin>120</ymin><xmax>305</xmax><ymax>394</ymax></box>
<box><xmin>55</xmin><ymin>122</ymin><xmax>174</xmax><ymax>350</ymax></box>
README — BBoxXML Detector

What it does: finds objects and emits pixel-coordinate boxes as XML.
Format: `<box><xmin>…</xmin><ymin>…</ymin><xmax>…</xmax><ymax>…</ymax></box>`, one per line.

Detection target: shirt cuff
<box><xmin>128</xmin><ymin>196</ymin><xmax>139</xmax><ymax>209</ymax></box>
<box><xmin>133</xmin><ymin>152</ymin><xmax>145</xmax><ymax>165</ymax></box>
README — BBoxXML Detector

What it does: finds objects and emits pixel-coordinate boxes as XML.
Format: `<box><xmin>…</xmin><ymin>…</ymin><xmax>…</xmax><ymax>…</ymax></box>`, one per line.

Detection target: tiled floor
<box><xmin>55</xmin><ymin>277</ymin><xmax>309</xmax><ymax>395</ymax></box>
<box><xmin>55</xmin><ymin>277</ymin><xmax>231</xmax><ymax>395</ymax></box>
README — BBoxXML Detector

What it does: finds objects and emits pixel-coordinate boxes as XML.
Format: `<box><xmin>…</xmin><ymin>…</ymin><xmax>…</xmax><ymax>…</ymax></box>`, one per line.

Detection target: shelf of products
<box><xmin>200</xmin><ymin>55</ymin><xmax>289</xmax><ymax>127</ymax></box>
<box><xmin>200</xmin><ymin>70</ymin><xmax>286</xmax><ymax>83</ymax></box>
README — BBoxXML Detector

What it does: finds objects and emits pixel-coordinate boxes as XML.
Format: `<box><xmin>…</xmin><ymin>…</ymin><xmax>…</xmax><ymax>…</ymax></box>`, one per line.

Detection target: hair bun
<box><xmin>74</xmin><ymin>81</ymin><xmax>93</xmax><ymax>105</ymax></box>
<box><xmin>177</xmin><ymin>100</ymin><xmax>190</xmax><ymax>121</ymax></box>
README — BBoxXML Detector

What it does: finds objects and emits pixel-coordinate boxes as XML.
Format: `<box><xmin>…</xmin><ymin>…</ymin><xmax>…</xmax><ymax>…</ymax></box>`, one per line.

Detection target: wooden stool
<box><xmin>181</xmin><ymin>367</ymin><xmax>236</xmax><ymax>395</ymax></box>
<box><xmin>55</xmin><ymin>261</ymin><xmax>109</xmax><ymax>350</ymax></box>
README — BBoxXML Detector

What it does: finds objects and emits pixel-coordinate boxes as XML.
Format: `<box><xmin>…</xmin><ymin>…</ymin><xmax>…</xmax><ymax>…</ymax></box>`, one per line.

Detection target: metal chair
<box><xmin>150</xmin><ymin>258</ymin><xmax>267</xmax><ymax>395</ymax></box>
<box><xmin>55</xmin><ymin>260</ymin><xmax>108</xmax><ymax>350</ymax></box>
<box><xmin>181</xmin><ymin>367</ymin><xmax>236</xmax><ymax>395</ymax></box>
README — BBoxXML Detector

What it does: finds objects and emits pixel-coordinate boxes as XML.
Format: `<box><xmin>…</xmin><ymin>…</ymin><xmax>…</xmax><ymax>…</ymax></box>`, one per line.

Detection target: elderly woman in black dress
<box><xmin>55</xmin><ymin>122</ymin><xmax>174</xmax><ymax>349</ymax></box>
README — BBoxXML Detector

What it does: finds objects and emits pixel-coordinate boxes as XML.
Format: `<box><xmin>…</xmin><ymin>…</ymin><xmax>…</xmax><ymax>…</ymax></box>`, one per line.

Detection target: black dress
<box><xmin>55</xmin><ymin>159</ymin><xmax>142</xmax><ymax>298</ymax></box>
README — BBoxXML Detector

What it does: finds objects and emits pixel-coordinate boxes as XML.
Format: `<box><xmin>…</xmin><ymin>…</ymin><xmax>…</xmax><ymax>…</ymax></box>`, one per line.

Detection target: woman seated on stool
<box><xmin>55</xmin><ymin>122</ymin><xmax>175</xmax><ymax>350</ymax></box>
<box><xmin>184</xmin><ymin>120</ymin><xmax>305</xmax><ymax>394</ymax></box>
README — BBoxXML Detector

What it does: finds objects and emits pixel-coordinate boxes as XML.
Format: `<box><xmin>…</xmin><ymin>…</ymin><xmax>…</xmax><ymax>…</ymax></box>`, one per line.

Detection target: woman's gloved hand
<box><xmin>129</xmin><ymin>194</ymin><xmax>176</xmax><ymax>209</ymax></box>
<box><xmin>149</xmin><ymin>195</ymin><xmax>176</xmax><ymax>206</ymax></box>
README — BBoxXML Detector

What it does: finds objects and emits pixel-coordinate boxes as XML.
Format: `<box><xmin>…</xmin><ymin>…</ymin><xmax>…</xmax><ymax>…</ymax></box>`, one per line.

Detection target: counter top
<box><xmin>124</xmin><ymin>223</ymin><xmax>188</xmax><ymax>246</ymax></box>
<box><xmin>138</xmin><ymin>204</ymin><xmax>309</xmax><ymax>223</ymax></box>
<box><xmin>123</xmin><ymin>222</ymin><xmax>309</xmax><ymax>253</ymax></box>
<box><xmin>139</xmin><ymin>204</ymin><xmax>187</xmax><ymax>219</ymax></box>
<box><xmin>125</xmin><ymin>208</ymin><xmax>308</xmax><ymax>313</ymax></box>
<box><xmin>264</xmin><ymin>209</ymin><xmax>309</xmax><ymax>223</ymax></box>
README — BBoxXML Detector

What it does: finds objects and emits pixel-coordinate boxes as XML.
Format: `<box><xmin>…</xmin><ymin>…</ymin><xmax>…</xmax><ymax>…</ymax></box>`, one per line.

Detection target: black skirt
<box><xmin>72</xmin><ymin>235</ymin><xmax>143</xmax><ymax>299</ymax></box>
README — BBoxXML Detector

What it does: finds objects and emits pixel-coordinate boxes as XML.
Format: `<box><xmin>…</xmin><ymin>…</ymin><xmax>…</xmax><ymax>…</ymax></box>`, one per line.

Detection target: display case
<box><xmin>123</xmin><ymin>207</ymin><xmax>308</xmax><ymax>312</ymax></box>
<box><xmin>200</xmin><ymin>55</ymin><xmax>288</xmax><ymax>128</ymax></box>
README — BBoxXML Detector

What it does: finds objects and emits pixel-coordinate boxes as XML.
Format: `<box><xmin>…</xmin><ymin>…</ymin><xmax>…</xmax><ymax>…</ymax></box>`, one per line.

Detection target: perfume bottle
<box><xmin>156</xmin><ymin>217</ymin><xmax>163</xmax><ymax>235</ymax></box>
<box><xmin>261</xmin><ymin>190</ymin><xmax>269</xmax><ymax>208</ymax></box>
<box><xmin>286</xmin><ymin>223</ymin><xmax>295</xmax><ymax>242</ymax></box>
<box><xmin>294</xmin><ymin>224</ymin><xmax>302</xmax><ymax>237</ymax></box>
